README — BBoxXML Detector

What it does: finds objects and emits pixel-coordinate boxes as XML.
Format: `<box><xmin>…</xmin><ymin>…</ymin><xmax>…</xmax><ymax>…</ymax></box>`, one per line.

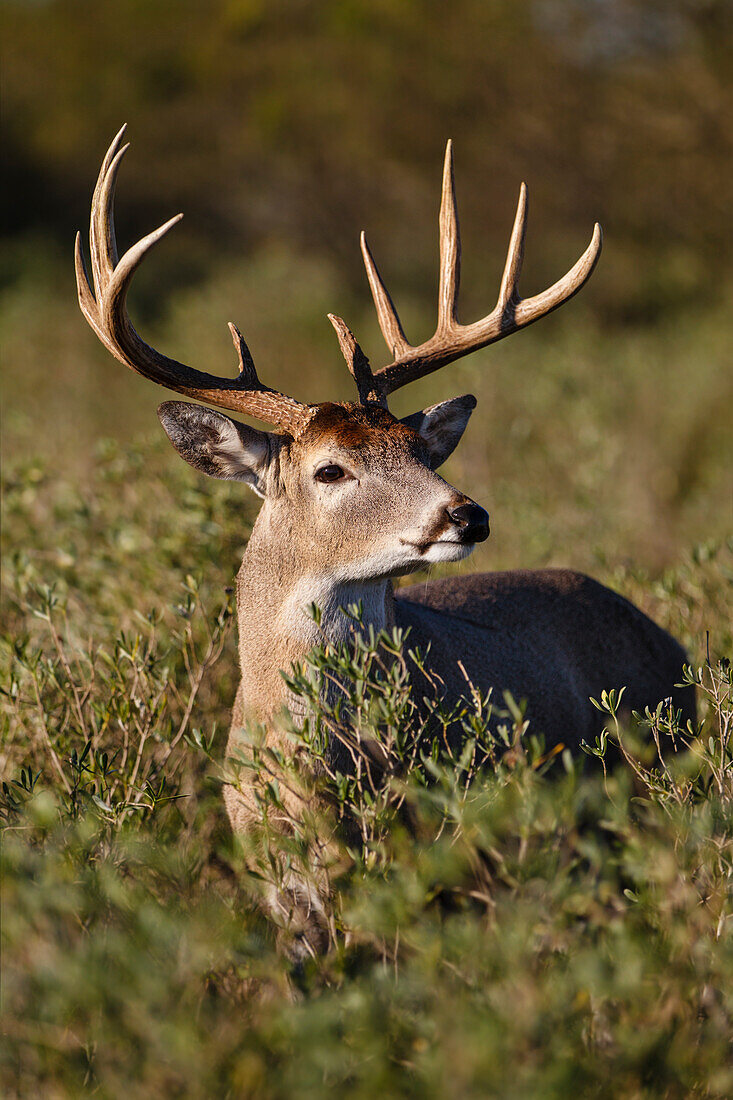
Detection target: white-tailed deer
<box><xmin>76</xmin><ymin>128</ymin><xmax>694</xmax><ymax>954</ymax></box>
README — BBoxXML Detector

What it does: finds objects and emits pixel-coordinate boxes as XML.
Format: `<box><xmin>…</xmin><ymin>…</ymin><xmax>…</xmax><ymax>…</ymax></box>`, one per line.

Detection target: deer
<box><xmin>75</xmin><ymin>127</ymin><xmax>695</xmax><ymax>956</ymax></box>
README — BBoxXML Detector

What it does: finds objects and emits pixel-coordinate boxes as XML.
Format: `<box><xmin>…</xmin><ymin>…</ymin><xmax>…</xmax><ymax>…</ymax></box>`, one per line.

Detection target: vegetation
<box><xmin>2</xmin><ymin>0</ymin><xmax>733</xmax><ymax>1094</ymax></box>
<box><xmin>1</xmin><ymin>431</ymin><xmax>732</xmax><ymax>1096</ymax></box>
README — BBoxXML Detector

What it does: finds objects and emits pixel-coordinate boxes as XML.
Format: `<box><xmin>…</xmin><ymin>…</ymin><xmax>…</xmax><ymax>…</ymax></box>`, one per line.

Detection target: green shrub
<box><xmin>2</xmin><ymin>444</ymin><xmax>733</xmax><ymax>1096</ymax></box>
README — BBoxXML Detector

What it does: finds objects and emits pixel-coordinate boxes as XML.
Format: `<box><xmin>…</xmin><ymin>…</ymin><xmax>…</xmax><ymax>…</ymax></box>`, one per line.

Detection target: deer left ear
<box><xmin>401</xmin><ymin>394</ymin><xmax>476</xmax><ymax>468</ymax></box>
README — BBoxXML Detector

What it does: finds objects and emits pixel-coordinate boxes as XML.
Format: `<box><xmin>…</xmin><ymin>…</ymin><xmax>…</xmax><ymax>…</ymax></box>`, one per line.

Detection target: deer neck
<box><xmin>235</xmin><ymin>514</ymin><xmax>394</xmax><ymax>725</ymax></box>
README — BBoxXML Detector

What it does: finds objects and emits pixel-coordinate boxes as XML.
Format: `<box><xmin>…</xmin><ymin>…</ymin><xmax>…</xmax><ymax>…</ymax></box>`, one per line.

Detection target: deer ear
<box><xmin>401</xmin><ymin>394</ymin><xmax>476</xmax><ymax>468</ymax></box>
<box><xmin>157</xmin><ymin>401</ymin><xmax>272</xmax><ymax>497</ymax></box>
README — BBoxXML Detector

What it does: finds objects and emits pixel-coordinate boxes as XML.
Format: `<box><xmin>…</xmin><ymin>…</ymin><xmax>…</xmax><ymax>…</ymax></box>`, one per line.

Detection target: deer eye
<box><xmin>315</xmin><ymin>464</ymin><xmax>346</xmax><ymax>483</ymax></box>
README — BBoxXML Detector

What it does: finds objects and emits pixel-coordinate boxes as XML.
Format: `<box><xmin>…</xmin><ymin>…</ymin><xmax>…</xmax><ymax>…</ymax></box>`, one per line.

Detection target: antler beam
<box><xmin>75</xmin><ymin>126</ymin><xmax>314</xmax><ymax>437</ymax></box>
<box><xmin>360</xmin><ymin>141</ymin><xmax>602</xmax><ymax>397</ymax></box>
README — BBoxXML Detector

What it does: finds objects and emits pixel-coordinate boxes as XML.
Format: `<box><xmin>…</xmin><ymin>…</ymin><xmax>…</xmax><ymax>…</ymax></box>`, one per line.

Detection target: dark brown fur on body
<box><xmin>396</xmin><ymin>569</ymin><xmax>695</xmax><ymax>750</ymax></box>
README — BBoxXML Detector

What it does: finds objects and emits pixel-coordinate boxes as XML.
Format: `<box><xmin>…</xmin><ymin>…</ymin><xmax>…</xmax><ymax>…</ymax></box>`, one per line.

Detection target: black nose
<box><xmin>446</xmin><ymin>501</ymin><xmax>490</xmax><ymax>543</ymax></box>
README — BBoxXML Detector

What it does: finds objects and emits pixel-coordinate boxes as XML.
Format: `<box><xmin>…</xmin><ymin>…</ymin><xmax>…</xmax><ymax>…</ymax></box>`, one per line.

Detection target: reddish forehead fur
<box><xmin>298</xmin><ymin>402</ymin><xmax>424</xmax><ymax>454</ymax></box>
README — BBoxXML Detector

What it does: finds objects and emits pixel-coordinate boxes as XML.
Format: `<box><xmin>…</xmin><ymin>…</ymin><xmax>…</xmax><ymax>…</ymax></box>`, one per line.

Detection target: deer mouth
<box><xmin>400</xmin><ymin>538</ymin><xmax>476</xmax><ymax>559</ymax></box>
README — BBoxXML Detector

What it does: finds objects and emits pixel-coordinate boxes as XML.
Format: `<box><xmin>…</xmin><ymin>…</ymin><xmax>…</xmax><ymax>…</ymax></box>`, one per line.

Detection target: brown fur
<box><xmin>295</xmin><ymin>401</ymin><xmax>430</xmax><ymax>462</ymax></box>
<box><xmin>396</xmin><ymin>570</ymin><xmax>694</xmax><ymax>746</ymax></box>
<box><xmin>160</xmin><ymin>398</ymin><xmax>693</xmax><ymax>958</ymax></box>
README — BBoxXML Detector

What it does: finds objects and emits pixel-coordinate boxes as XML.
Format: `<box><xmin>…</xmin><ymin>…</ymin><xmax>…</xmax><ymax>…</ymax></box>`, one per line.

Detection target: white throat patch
<box><xmin>276</xmin><ymin>575</ymin><xmax>389</xmax><ymax>647</ymax></box>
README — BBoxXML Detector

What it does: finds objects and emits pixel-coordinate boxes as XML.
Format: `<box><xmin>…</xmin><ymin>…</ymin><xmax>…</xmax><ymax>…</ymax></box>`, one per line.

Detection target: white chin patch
<box><xmin>420</xmin><ymin>541</ymin><xmax>475</xmax><ymax>564</ymax></box>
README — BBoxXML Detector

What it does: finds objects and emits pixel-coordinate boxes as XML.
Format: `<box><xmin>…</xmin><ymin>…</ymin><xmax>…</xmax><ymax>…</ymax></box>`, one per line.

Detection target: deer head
<box><xmin>76</xmin><ymin>128</ymin><xmax>601</xmax><ymax>582</ymax></box>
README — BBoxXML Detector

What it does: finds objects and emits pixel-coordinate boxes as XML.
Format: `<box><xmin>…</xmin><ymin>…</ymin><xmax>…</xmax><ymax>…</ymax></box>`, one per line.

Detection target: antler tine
<box><xmin>512</xmin><ymin>220</ymin><xmax>602</xmax><ymax>330</ymax></box>
<box><xmin>362</xmin><ymin>142</ymin><xmax>602</xmax><ymax>398</ymax></box>
<box><xmin>99</xmin><ymin>213</ymin><xmax>184</xmax><ymax>372</ymax></box>
<box><xmin>90</xmin><ymin>128</ymin><xmax>129</xmax><ymax>301</ymax></box>
<box><xmin>359</xmin><ymin>232</ymin><xmax>411</xmax><ymax>359</ymax></box>
<box><xmin>75</xmin><ymin>130</ymin><xmax>314</xmax><ymax>437</ymax></box>
<box><xmin>327</xmin><ymin>314</ymin><xmax>387</xmax><ymax>407</ymax></box>
<box><xmin>497</xmin><ymin>182</ymin><xmax>527</xmax><ymax>313</ymax></box>
<box><xmin>437</xmin><ymin>139</ymin><xmax>460</xmax><ymax>333</ymax></box>
<box><xmin>75</xmin><ymin>232</ymin><xmax>117</xmax><ymax>357</ymax></box>
<box><xmin>227</xmin><ymin>322</ymin><xmax>258</xmax><ymax>388</ymax></box>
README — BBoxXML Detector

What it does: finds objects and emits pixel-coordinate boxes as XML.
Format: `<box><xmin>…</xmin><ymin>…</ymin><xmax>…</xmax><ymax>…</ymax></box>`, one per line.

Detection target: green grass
<box><xmin>2</xmin><ymin>246</ymin><xmax>733</xmax><ymax>1096</ymax></box>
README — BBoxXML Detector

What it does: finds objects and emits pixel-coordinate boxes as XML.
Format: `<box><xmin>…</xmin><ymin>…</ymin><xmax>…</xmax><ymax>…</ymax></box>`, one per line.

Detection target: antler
<box><xmin>326</xmin><ymin>313</ymin><xmax>387</xmax><ymax>408</ymax></box>
<box><xmin>75</xmin><ymin>126</ymin><xmax>314</xmax><ymax>436</ymax></box>
<box><xmin>359</xmin><ymin>141</ymin><xmax>602</xmax><ymax>398</ymax></box>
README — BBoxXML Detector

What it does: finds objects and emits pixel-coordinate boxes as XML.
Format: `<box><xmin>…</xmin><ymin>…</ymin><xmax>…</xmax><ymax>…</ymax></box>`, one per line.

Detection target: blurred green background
<box><xmin>3</xmin><ymin>0</ymin><xmax>732</xmax><ymax>574</ymax></box>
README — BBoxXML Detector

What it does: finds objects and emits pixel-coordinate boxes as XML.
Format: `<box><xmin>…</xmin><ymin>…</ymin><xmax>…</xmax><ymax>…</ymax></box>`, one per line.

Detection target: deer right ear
<box><xmin>401</xmin><ymin>394</ymin><xmax>476</xmax><ymax>469</ymax></box>
<box><xmin>157</xmin><ymin>401</ymin><xmax>272</xmax><ymax>497</ymax></box>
